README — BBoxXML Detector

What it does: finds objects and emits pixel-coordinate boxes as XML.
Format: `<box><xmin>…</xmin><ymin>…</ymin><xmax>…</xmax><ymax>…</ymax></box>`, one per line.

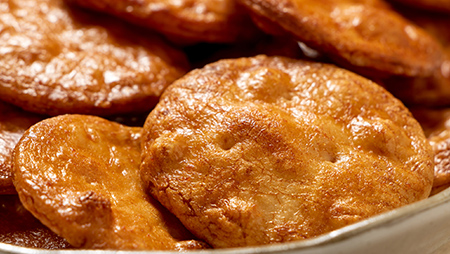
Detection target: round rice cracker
<box><xmin>64</xmin><ymin>0</ymin><xmax>261</xmax><ymax>44</ymax></box>
<box><xmin>410</xmin><ymin>108</ymin><xmax>450</xmax><ymax>195</ymax></box>
<box><xmin>382</xmin><ymin>11</ymin><xmax>450</xmax><ymax>107</ymax></box>
<box><xmin>141</xmin><ymin>55</ymin><xmax>434</xmax><ymax>248</ymax></box>
<box><xmin>237</xmin><ymin>0</ymin><xmax>443</xmax><ymax>78</ymax></box>
<box><xmin>13</xmin><ymin>115</ymin><xmax>208</xmax><ymax>250</ymax></box>
<box><xmin>0</xmin><ymin>100</ymin><xmax>44</xmax><ymax>195</ymax></box>
<box><xmin>0</xmin><ymin>0</ymin><xmax>189</xmax><ymax>116</ymax></box>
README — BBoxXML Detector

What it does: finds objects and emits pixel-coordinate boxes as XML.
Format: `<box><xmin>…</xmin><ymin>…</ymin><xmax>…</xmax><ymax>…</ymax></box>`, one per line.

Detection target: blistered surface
<box><xmin>13</xmin><ymin>115</ymin><xmax>207</xmax><ymax>250</ymax></box>
<box><xmin>65</xmin><ymin>0</ymin><xmax>260</xmax><ymax>43</ymax></box>
<box><xmin>383</xmin><ymin>10</ymin><xmax>450</xmax><ymax>107</ymax></box>
<box><xmin>0</xmin><ymin>0</ymin><xmax>189</xmax><ymax>116</ymax></box>
<box><xmin>0</xmin><ymin>101</ymin><xmax>44</xmax><ymax>194</ymax></box>
<box><xmin>238</xmin><ymin>0</ymin><xmax>443</xmax><ymax>77</ymax></box>
<box><xmin>411</xmin><ymin>108</ymin><xmax>450</xmax><ymax>195</ymax></box>
<box><xmin>141</xmin><ymin>55</ymin><xmax>434</xmax><ymax>248</ymax></box>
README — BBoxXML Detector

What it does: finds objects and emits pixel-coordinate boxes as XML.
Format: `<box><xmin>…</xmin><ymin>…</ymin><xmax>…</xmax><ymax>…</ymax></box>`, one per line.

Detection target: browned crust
<box><xmin>0</xmin><ymin>0</ymin><xmax>189</xmax><ymax>116</ymax></box>
<box><xmin>65</xmin><ymin>0</ymin><xmax>261</xmax><ymax>44</ymax></box>
<box><xmin>238</xmin><ymin>0</ymin><xmax>443</xmax><ymax>77</ymax></box>
<box><xmin>141</xmin><ymin>55</ymin><xmax>434</xmax><ymax>248</ymax></box>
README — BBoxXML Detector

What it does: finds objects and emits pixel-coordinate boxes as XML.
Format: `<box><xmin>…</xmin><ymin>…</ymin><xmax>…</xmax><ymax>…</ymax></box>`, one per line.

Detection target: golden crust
<box><xmin>0</xmin><ymin>195</ymin><xmax>72</xmax><ymax>249</ymax></box>
<box><xmin>141</xmin><ymin>55</ymin><xmax>434</xmax><ymax>248</ymax></box>
<box><xmin>13</xmin><ymin>115</ymin><xmax>208</xmax><ymax>250</ymax></box>
<box><xmin>238</xmin><ymin>0</ymin><xmax>443</xmax><ymax>77</ymax></box>
<box><xmin>429</xmin><ymin>131</ymin><xmax>450</xmax><ymax>189</ymax></box>
<box><xmin>0</xmin><ymin>100</ymin><xmax>44</xmax><ymax>195</ymax></box>
<box><xmin>65</xmin><ymin>0</ymin><xmax>261</xmax><ymax>44</ymax></box>
<box><xmin>383</xmin><ymin>11</ymin><xmax>450</xmax><ymax>107</ymax></box>
<box><xmin>411</xmin><ymin>108</ymin><xmax>450</xmax><ymax>193</ymax></box>
<box><xmin>0</xmin><ymin>0</ymin><xmax>189</xmax><ymax>116</ymax></box>
<box><xmin>383</xmin><ymin>49</ymin><xmax>450</xmax><ymax>107</ymax></box>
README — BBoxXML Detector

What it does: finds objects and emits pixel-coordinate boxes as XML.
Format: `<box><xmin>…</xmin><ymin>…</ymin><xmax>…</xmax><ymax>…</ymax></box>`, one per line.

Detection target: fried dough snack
<box><xmin>64</xmin><ymin>0</ymin><xmax>260</xmax><ymax>44</ymax></box>
<box><xmin>238</xmin><ymin>0</ymin><xmax>443</xmax><ymax>78</ymax></box>
<box><xmin>411</xmin><ymin>108</ymin><xmax>450</xmax><ymax>195</ymax></box>
<box><xmin>141</xmin><ymin>55</ymin><xmax>434</xmax><ymax>248</ymax></box>
<box><xmin>383</xmin><ymin>11</ymin><xmax>450</xmax><ymax>107</ymax></box>
<box><xmin>0</xmin><ymin>0</ymin><xmax>189</xmax><ymax>116</ymax></box>
<box><xmin>0</xmin><ymin>195</ymin><xmax>72</xmax><ymax>249</ymax></box>
<box><xmin>13</xmin><ymin>115</ymin><xmax>207</xmax><ymax>250</ymax></box>
<box><xmin>0</xmin><ymin>101</ymin><xmax>44</xmax><ymax>195</ymax></box>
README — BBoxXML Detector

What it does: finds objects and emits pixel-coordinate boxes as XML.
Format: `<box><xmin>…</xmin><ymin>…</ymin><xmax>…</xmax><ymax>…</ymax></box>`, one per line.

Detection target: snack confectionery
<box><xmin>13</xmin><ymin>115</ymin><xmax>208</xmax><ymax>250</ymax></box>
<box><xmin>0</xmin><ymin>100</ymin><xmax>44</xmax><ymax>195</ymax></box>
<box><xmin>383</xmin><ymin>9</ymin><xmax>450</xmax><ymax>107</ymax></box>
<box><xmin>0</xmin><ymin>195</ymin><xmax>72</xmax><ymax>249</ymax></box>
<box><xmin>141</xmin><ymin>55</ymin><xmax>434</xmax><ymax>248</ymax></box>
<box><xmin>64</xmin><ymin>0</ymin><xmax>261</xmax><ymax>44</ymax></box>
<box><xmin>237</xmin><ymin>0</ymin><xmax>443</xmax><ymax>78</ymax></box>
<box><xmin>0</xmin><ymin>0</ymin><xmax>189</xmax><ymax>116</ymax></box>
<box><xmin>0</xmin><ymin>0</ymin><xmax>447</xmax><ymax>249</ymax></box>
<box><xmin>411</xmin><ymin>108</ymin><xmax>450</xmax><ymax>195</ymax></box>
<box><xmin>429</xmin><ymin>130</ymin><xmax>450</xmax><ymax>195</ymax></box>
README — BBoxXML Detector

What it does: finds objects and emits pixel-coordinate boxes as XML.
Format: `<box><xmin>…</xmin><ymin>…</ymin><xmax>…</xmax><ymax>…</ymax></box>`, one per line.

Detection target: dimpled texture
<box><xmin>0</xmin><ymin>195</ymin><xmax>72</xmax><ymax>249</ymax></box>
<box><xmin>0</xmin><ymin>0</ymin><xmax>189</xmax><ymax>116</ymax></box>
<box><xmin>13</xmin><ymin>115</ymin><xmax>208</xmax><ymax>250</ymax></box>
<box><xmin>141</xmin><ymin>55</ymin><xmax>434</xmax><ymax>248</ymax></box>
<box><xmin>238</xmin><ymin>0</ymin><xmax>443</xmax><ymax>77</ymax></box>
<box><xmin>411</xmin><ymin>108</ymin><xmax>450</xmax><ymax>194</ymax></box>
<box><xmin>65</xmin><ymin>0</ymin><xmax>260</xmax><ymax>43</ymax></box>
<box><xmin>0</xmin><ymin>100</ymin><xmax>44</xmax><ymax>194</ymax></box>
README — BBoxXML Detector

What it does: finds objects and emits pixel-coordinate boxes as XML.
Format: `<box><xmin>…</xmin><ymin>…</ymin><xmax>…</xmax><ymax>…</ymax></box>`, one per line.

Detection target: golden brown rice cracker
<box><xmin>383</xmin><ymin>11</ymin><xmax>450</xmax><ymax>107</ymax></box>
<box><xmin>238</xmin><ymin>0</ymin><xmax>443</xmax><ymax>78</ymax></box>
<box><xmin>65</xmin><ymin>0</ymin><xmax>261</xmax><ymax>44</ymax></box>
<box><xmin>141</xmin><ymin>55</ymin><xmax>434</xmax><ymax>248</ymax></box>
<box><xmin>0</xmin><ymin>0</ymin><xmax>189</xmax><ymax>116</ymax></box>
<box><xmin>13</xmin><ymin>115</ymin><xmax>208</xmax><ymax>250</ymax></box>
<box><xmin>410</xmin><ymin>108</ymin><xmax>450</xmax><ymax>195</ymax></box>
<box><xmin>0</xmin><ymin>100</ymin><xmax>44</xmax><ymax>195</ymax></box>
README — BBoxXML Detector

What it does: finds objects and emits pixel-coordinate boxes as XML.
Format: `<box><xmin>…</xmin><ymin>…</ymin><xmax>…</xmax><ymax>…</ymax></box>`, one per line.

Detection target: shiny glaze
<box><xmin>141</xmin><ymin>55</ymin><xmax>434</xmax><ymax>248</ymax></box>
<box><xmin>383</xmin><ymin>10</ymin><xmax>450</xmax><ymax>107</ymax></box>
<box><xmin>65</xmin><ymin>0</ymin><xmax>260</xmax><ymax>43</ymax></box>
<box><xmin>0</xmin><ymin>100</ymin><xmax>44</xmax><ymax>194</ymax></box>
<box><xmin>0</xmin><ymin>0</ymin><xmax>189</xmax><ymax>116</ymax></box>
<box><xmin>238</xmin><ymin>0</ymin><xmax>444</xmax><ymax>77</ymax></box>
<box><xmin>13</xmin><ymin>115</ymin><xmax>207</xmax><ymax>250</ymax></box>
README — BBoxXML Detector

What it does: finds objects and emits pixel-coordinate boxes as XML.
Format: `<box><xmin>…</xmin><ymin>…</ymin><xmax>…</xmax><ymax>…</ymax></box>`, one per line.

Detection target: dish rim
<box><xmin>1</xmin><ymin>187</ymin><xmax>450</xmax><ymax>254</ymax></box>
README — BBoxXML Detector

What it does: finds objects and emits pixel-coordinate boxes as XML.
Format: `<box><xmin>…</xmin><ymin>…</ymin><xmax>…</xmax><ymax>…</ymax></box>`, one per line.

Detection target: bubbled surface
<box><xmin>238</xmin><ymin>0</ymin><xmax>443</xmax><ymax>77</ymax></box>
<box><xmin>65</xmin><ymin>0</ymin><xmax>260</xmax><ymax>43</ymax></box>
<box><xmin>13</xmin><ymin>115</ymin><xmax>207</xmax><ymax>250</ymax></box>
<box><xmin>0</xmin><ymin>100</ymin><xmax>44</xmax><ymax>194</ymax></box>
<box><xmin>383</xmin><ymin>11</ymin><xmax>450</xmax><ymax>107</ymax></box>
<box><xmin>0</xmin><ymin>0</ymin><xmax>189</xmax><ymax>116</ymax></box>
<box><xmin>141</xmin><ymin>55</ymin><xmax>434</xmax><ymax>248</ymax></box>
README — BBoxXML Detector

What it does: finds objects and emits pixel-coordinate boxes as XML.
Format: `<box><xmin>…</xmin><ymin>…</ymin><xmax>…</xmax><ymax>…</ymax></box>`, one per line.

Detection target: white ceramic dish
<box><xmin>1</xmin><ymin>187</ymin><xmax>450</xmax><ymax>254</ymax></box>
